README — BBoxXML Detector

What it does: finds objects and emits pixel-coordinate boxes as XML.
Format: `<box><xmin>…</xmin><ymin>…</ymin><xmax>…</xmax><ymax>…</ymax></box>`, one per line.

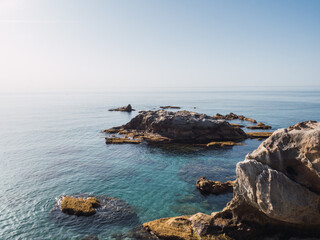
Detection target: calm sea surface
<box><xmin>0</xmin><ymin>90</ymin><xmax>319</xmax><ymax>239</ymax></box>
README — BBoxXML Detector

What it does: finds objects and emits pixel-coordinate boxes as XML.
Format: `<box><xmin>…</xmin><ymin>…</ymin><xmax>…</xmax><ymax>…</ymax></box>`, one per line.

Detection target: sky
<box><xmin>0</xmin><ymin>0</ymin><xmax>320</xmax><ymax>91</ymax></box>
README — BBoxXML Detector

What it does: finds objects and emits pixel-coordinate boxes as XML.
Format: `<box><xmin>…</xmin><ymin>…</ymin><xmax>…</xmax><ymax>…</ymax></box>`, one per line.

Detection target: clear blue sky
<box><xmin>1</xmin><ymin>0</ymin><xmax>319</xmax><ymax>91</ymax></box>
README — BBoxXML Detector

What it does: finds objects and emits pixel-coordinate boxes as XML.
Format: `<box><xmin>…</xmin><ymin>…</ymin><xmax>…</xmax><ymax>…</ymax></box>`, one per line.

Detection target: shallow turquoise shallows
<box><xmin>0</xmin><ymin>90</ymin><xmax>319</xmax><ymax>239</ymax></box>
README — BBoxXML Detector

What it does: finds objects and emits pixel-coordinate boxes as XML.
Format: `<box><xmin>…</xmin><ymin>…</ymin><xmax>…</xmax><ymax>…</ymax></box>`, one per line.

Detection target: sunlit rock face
<box><xmin>233</xmin><ymin>120</ymin><xmax>320</xmax><ymax>226</ymax></box>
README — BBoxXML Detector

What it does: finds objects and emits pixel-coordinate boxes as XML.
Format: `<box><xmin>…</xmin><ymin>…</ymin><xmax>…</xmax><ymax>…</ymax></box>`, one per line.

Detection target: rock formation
<box><xmin>196</xmin><ymin>177</ymin><xmax>234</xmax><ymax>194</ymax></box>
<box><xmin>143</xmin><ymin>121</ymin><xmax>320</xmax><ymax>239</ymax></box>
<box><xmin>105</xmin><ymin>137</ymin><xmax>142</xmax><ymax>144</ymax></box>
<box><xmin>246</xmin><ymin>131</ymin><xmax>273</xmax><ymax>139</ymax></box>
<box><xmin>246</xmin><ymin>122</ymin><xmax>271</xmax><ymax>130</ymax></box>
<box><xmin>104</xmin><ymin>110</ymin><xmax>247</xmax><ymax>144</ymax></box>
<box><xmin>213</xmin><ymin>113</ymin><xmax>257</xmax><ymax>123</ymax></box>
<box><xmin>109</xmin><ymin>104</ymin><xmax>134</xmax><ymax>112</ymax></box>
<box><xmin>61</xmin><ymin>196</ymin><xmax>100</xmax><ymax>216</ymax></box>
<box><xmin>206</xmin><ymin>141</ymin><xmax>244</xmax><ymax>148</ymax></box>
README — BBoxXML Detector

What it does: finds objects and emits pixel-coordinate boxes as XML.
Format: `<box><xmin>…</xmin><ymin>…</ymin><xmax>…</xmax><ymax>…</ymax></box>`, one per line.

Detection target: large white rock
<box><xmin>234</xmin><ymin>121</ymin><xmax>320</xmax><ymax>226</ymax></box>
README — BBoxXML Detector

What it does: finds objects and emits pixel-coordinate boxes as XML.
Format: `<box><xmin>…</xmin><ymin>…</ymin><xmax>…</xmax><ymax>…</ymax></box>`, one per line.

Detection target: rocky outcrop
<box><xmin>246</xmin><ymin>131</ymin><xmax>273</xmax><ymax>139</ymax></box>
<box><xmin>61</xmin><ymin>196</ymin><xmax>100</xmax><ymax>216</ymax></box>
<box><xmin>213</xmin><ymin>113</ymin><xmax>257</xmax><ymax>123</ymax></box>
<box><xmin>206</xmin><ymin>141</ymin><xmax>244</xmax><ymax>148</ymax></box>
<box><xmin>143</xmin><ymin>121</ymin><xmax>320</xmax><ymax>239</ymax></box>
<box><xmin>105</xmin><ymin>137</ymin><xmax>142</xmax><ymax>144</ymax></box>
<box><xmin>160</xmin><ymin>106</ymin><xmax>181</xmax><ymax>109</ymax></box>
<box><xmin>104</xmin><ymin>110</ymin><xmax>247</xmax><ymax>144</ymax></box>
<box><xmin>196</xmin><ymin>177</ymin><xmax>234</xmax><ymax>194</ymax></box>
<box><xmin>246</xmin><ymin>122</ymin><xmax>271</xmax><ymax>130</ymax></box>
<box><xmin>109</xmin><ymin>104</ymin><xmax>134</xmax><ymax>112</ymax></box>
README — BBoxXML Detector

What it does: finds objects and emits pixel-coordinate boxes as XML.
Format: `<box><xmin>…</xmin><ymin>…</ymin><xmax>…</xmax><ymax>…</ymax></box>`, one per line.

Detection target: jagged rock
<box><xmin>246</xmin><ymin>132</ymin><xmax>273</xmax><ymax>139</ymax></box>
<box><xmin>160</xmin><ymin>106</ymin><xmax>181</xmax><ymax>109</ymax></box>
<box><xmin>213</xmin><ymin>113</ymin><xmax>257</xmax><ymax>123</ymax></box>
<box><xmin>246</xmin><ymin>122</ymin><xmax>272</xmax><ymax>130</ymax></box>
<box><xmin>109</xmin><ymin>104</ymin><xmax>134</xmax><ymax>112</ymax></box>
<box><xmin>105</xmin><ymin>110</ymin><xmax>247</xmax><ymax>144</ymax></box>
<box><xmin>143</xmin><ymin>121</ymin><xmax>320</xmax><ymax>239</ymax></box>
<box><xmin>61</xmin><ymin>196</ymin><xmax>100</xmax><ymax>216</ymax></box>
<box><xmin>229</xmin><ymin>120</ymin><xmax>320</xmax><ymax>227</ymax></box>
<box><xmin>196</xmin><ymin>177</ymin><xmax>234</xmax><ymax>194</ymax></box>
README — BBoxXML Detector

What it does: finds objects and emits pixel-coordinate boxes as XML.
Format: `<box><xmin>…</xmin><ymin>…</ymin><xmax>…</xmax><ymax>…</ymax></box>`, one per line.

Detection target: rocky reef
<box><xmin>143</xmin><ymin>121</ymin><xmax>320</xmax><ymax>239</ymax></box>
<box><xmin>213</xmin><ymin>113</ymin><xmax>257</xmax><ymax>123</ymax></box>
<box><xmin>196</xmin><ymin>177</ymin><xmax>234</xmax><ymax>195</ymax></box>
<box><xmin>104</xmin><ymin>110</ymin><xmax>247</xmax><ymax>144</ymax></box>
<box><xmin>109</xmin><ymin>104</ymin><xmax>134</xmax><ymax>112</ymax></box>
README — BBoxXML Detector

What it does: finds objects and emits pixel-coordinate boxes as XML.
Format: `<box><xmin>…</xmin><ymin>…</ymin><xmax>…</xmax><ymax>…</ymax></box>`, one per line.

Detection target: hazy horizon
<box><xmin>1</xmin><ymin>0</ymin><xmax>320</xmax><ymax>91</ymax></box>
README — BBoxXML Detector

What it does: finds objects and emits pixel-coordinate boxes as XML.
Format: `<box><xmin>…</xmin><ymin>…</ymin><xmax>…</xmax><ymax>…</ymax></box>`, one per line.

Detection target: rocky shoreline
<box><xmin>142</xmin><ymin>121</ymin><xmax>320</xmax><ymax>239</ymax></box>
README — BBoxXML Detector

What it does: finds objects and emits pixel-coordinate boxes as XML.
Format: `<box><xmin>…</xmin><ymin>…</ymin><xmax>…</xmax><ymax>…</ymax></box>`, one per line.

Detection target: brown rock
<box><xmin>206</xmin><ymin>141</ymin><xmax>244</xmax><ymax>148</ymax></box>
<box><xmin>246</xmin><ymin>122</ymin><xmax>271</xmax><ymax>130</ymax></box>
<box><xmin>213</xmin><ymin>113</ymin><xmax>257</xmax><ymax>123</ymax></box>
<box><xmin>246</xmin><ymin>132</ymin><xmax>273</xmax><ymax>139</ymax></box>
<box><xmin>230</xmin><ymin>124</ymin><xmax>244</xmax><ymax>128</ymax></box>
<box><xmin>196</xmin><ymin>177</ymin><xmax>234</xmax><ymax>194</ymax></box>
<box><xmin>61</xmin><ymin>196</ymin><xmax>100</xmax><ymax>216</ymax></box>
<box><xmin>105</xmin><ymin>137</ymin><xmax>142</xmax><ymax>144</ymax></box>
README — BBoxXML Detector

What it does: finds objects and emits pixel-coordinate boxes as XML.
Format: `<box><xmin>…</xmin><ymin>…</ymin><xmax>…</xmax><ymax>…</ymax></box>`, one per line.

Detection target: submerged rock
<box><xmin>61</xmin><ymin>196</ymin><xmax>100</xmax><ymax>216</ymax></box>
<box><xmin>144</xmin><ymin>121</ymin><xmax>320</xmax><ymax>239</ymax></box>
<box><xmin>246</xmin><ymin>122</ymin><xmax>271</xmax><ymax>130</ymax></box>
<box><xmin>109</xmin><ymin>104</ymin><xmax>134</xmax><ymax>112</ymax></box>
<box><xmin>196</xmin><ymin>177</ymin><xmax>234</xmax><ymax>195</ymax></box>
<box><xmin>104</xmin><ymin>110</ymin><xmax>247</xmax><ymax>144</ymax></box>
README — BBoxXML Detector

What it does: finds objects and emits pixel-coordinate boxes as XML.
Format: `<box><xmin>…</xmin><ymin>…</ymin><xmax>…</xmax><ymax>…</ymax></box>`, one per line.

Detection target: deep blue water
<box><xmin>0</xmin><ymin>90</ymin><xmax>319</xmax><ymax>239</ymax></box>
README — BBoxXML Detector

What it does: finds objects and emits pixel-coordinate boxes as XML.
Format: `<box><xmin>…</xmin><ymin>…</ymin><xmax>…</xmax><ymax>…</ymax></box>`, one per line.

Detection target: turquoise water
<box><xmin>0</xmin><ymin>90</ymin><xmax>319</xmax><ymax>239</ymax></box>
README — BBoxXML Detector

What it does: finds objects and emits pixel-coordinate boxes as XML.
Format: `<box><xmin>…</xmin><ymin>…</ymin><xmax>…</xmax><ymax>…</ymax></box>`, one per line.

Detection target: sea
<box><xmin>0</xmin><ymin>89</ymin><xmax>319</xmax><ymax>239</ymax></box>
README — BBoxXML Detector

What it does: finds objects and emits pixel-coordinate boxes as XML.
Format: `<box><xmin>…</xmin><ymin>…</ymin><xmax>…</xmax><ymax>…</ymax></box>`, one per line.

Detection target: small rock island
<box><xmin>108</xmin><ymin>104</ymin><xmax>134</xmax><ymax>112</ymax></box>
<box><xmin>104</xmin><ymin>110</ymin><xmax>247</xmax><ymax>144</ymax></box>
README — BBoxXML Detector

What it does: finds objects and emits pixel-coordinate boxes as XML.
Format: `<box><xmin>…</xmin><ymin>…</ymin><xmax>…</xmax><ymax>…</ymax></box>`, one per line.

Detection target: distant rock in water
<box><xmin>104</xmin><ymin>110</ymin><xmax>247</xmax><ymax>144</ymax></box>
<box><xmin>246</xmin><ymin>122</ymin><xmax>272</xmax><ymax>129</ymax></box>
<box><xmin>246</xmin><ymin>131</ymin><xmax>273</xmax><ymax>139</ymax></box>
<box><xmin>50</xmin><ymin>194</ymin><xmax>139</xmax><ymax>234</ymax></box>
<box><xmin>196</xmin><ymin>177</ymin><xmax>234</xmax><ymax>194</ymax></box>
<box><xmin>109</xmin><ymin>104</ymin><xmax>134</xmax><ymax>112</ymax></box>
<box><xmin>213</xmin><ymin>112</ymin><xmax>257</xmax><ymax>123</ymax></box>
<box><xmin>159</xmin><ymin>106</ymin><xmax>181</xmax><ymax>109</ymax></box>
<box><xmin>143</xmin><ymin>121</ymin><xmax>320</xmax><ymax>239</ymax></box>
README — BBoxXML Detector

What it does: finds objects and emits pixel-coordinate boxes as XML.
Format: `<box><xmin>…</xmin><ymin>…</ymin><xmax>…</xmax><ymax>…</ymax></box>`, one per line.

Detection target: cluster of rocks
<box><xmin>143</xmin><ymin>121</ymin><xmax>320</xmax><ymax>239</ymax></box>
<box><xmin>104</xmin><ymin>110</ymin><xmax>247</xmax><ymax>145</ymax></box>
<box><xmin>213</xmin><ymin>112</ymin><xmax>257</xmax><ymax>123</ymax></box>
<box><xmin>109</xmin><ymin>104</ymin><xmax>134</xmax><ymax>112</ymax></box>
